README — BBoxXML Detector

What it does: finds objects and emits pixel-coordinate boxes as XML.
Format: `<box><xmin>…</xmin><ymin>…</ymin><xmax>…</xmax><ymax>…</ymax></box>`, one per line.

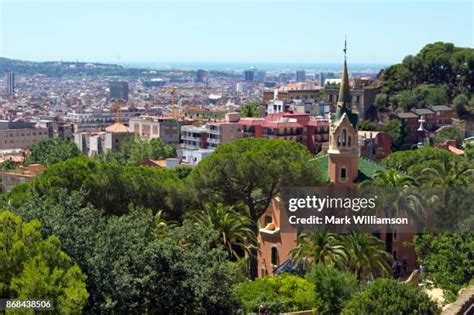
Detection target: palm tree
<box><xmin>367</xmin><ymin>169</ymin><xmax>419</xmax><ymax>188</ymax></box>
<box><xmin>421</xmin><ymin>155</ymin><xmax>473</xmax><ymax>188</ymax></box>
<box><xmin>421</xmin><ymin>155</ymin><xmax>474</xmax><ymax>230</ymax></box>
<box><xmin>289</xmin><ymin>231</ymin><xmax>346</xmax><ymax>269</ymax></box>
<box><xmin>361</xmin><ymin>169</ymin><xmax>424</xmax><ymax>253</ymax></box>
<box><xmin>343</xmin><ymin>232</ymin><xmax>392</xmax><ymax>279</ymax></box>
<box><xmin>192</xmin><ymin>203</ymin><xmax>256</xmax><ymax>260</ymax></box>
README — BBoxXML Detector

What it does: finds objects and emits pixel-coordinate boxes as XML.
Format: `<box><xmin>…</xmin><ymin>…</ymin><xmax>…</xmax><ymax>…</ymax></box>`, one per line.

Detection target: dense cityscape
<box><xmin>1</xmin><ymin>0</ymin><xmax>473</xmax><ymax>313</ymax></box>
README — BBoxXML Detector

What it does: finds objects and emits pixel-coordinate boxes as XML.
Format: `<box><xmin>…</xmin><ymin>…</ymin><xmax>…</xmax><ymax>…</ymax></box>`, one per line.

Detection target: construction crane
<box><xmin>111</xmin><ymin>99</ymin><xmax>125</xmax><ymax>124</ymax></box>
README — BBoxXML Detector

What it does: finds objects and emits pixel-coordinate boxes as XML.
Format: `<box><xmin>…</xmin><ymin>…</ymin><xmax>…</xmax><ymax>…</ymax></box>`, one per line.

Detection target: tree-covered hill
<box><xmin>376</xmin><ymin>42</ymin><xmax>474</xmax><ymax>114</ymax></box>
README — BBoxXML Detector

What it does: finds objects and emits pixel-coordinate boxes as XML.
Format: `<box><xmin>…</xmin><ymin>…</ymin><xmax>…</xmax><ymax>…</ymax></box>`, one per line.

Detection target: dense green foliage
<box><xmin>390</xmin><ymin>84</ymin><xmax>449</xmax><ymax>111</ymax></box>
<box><xmin>357</xmin><ymin>120</ymin><xmax>377</xmax><ymax>131</ymax></box>
<box><xmin>452</xmin><ymin>93</ymin><xmax>474</xmax><ymax>117</ymax></box>
<box><xmin>290</xmin><ymin>232</ymin><xmax>391</xmax><ymax>280</ymax></box>
<box><xmin>191</xmin><ymin>138</ymin><xmax>321</xmax><ymax>221</ymax></box>
<box><xmin>380</xmin><ymin>42</ymin><xmax>474</xmax><ymax>111</ymax></box>
<box><xmin>100</xmin><ymin>136</ymin><xmax>176</xmax><ymax>165</ymax></box>
<box><xmin>25</xmin><ymin>139</ymin><xmax>82</xmax><ymax>166</ymax></box>
<box><xmin>0</xmin><ymin>210</ymin><xmax>88</xmax><ymax>313</ymax></box>
<box><xmin>307</xmin><ymin>264</ymin><xmax>359</xmax><ymax>314</ymax></box>
<box><xmin>433</xmin><ymin>126</ymin><xmax>462</xmax><ymax>144</ymax></box>
<box><xmin>10</xmin><ymin>192</ymin><xmax>241</xmax><ymax>313</ymax></box>
<box><xmin>381</xmin><ymin>119</ymin><xmax>404</xmax><ymax>149</ymax></box>
<box><xmin>191</xmin><ymin>203</ymin><xmax>256</xmax><ymax>259</ymax></box>
<box><xmin>414</xmin><ymin>233</ymin><xmax>474</xmax><ymax>295</ymax></box>
<box><xmin>342</xmin><ymin>279</ymin><xmax>440</xmax><ymax>315</ymax></box>
<box><xmin>6</xmin><ymin>157</ymin><xmax>192</xmax><ymax>218</ymax></box>
<box><xmin>237</xmin><ymin>273</ymin><xmax>315</xmax><ymax>313</ymax></box>
<box><xmin>381</xmin><ymin>146</ymin><xmax>466</xmax><ymax>177</ymax></box>
<box><xmin>1</xmin><ymin>159</ymin><xmax>18</xmax><ymax>170</ymax></box>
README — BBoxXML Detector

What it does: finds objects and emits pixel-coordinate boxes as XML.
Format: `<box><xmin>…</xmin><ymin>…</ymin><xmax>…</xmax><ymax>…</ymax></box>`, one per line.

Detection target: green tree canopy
<box><xmin>381</xmin><ymin>119</ymin><xmax>404</xmax><ymax>150</ymax></box>
<box><xmin>190</xmin><ymin>138</ymin><xmax>321</xmax><ymax>222</ymax></box>
<box><xmin>381</xmin><ymin>146</ymin><xmax>465</xmax><ymax>177</ymax></box>
<box><xmin>9</xmin><ymin>191</ymin><xmax>242</xmax><ymax>313</ymax></box>
<box><xmin>236</xmin><ymin>273</ymin><xmax>315</xmax><ymax>313</ymax></box>
<box><xmin>414</xmin><ymin>233</ymin><xmax>474</xmax><ymax>295</ymax></box>
<box><xmin>101</xmin><ymin>136</ymin><xmax>176</xmax><ymax>165</ymax></box>
<box><xmin>6</xmin><ymin>157</ymin><xmax>192</xmax><ymax>218</ymax></box>
<box><xmin>307</xmin><ymin>263</ymin><xmax>359</xmax><ymax>315</ymax></box>
<box><xmin>342</xmin><ymin>279</ymin><xmax>440</xmax><ymax>315</ymax></box>
<box><xmin>0</xmin><ymin>210</ymin><xmax>88</xmax><ymax>313</ymax></box>
<box><xmin>25</xmin><ymin>139</ymin><xmax>82</xmax><ymax>166</ymax></box>
<box><xmin>357</xmin><ymin>120</ymin><xmax>377</xmax><ymax>131</ymax></box>
<box><xmin>190</xmin><ymin>203</ymin><xmax>256</xmax><ymax>259</ymax></box>
<box><xmin>433</xmin><ymin>126</ymin><xmax>462</xmax><ymax>144</ymax></box>
<box><xmin>452</xmin><ymin>94</ymin><xmax>470</xmax><ymax>117</ymax></box>
<box><xmin>381</xmin><ymin>42</ymin><xmax>474</xmax><ymax>99</ymax></box>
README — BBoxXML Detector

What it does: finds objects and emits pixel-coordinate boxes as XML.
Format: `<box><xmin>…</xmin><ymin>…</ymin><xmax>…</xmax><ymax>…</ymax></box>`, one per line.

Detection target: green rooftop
<box><xmin>313</xmin><ymin>154</ymin><xmax>385</xmax><ymax>184</ymax></box>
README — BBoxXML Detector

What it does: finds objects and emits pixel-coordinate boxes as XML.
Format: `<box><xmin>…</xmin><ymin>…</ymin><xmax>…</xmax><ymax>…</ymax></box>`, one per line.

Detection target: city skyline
<box><xmin>1</xmin><ymin>0</ymin><xmax>472</xmax><ymax>64</ymax></box>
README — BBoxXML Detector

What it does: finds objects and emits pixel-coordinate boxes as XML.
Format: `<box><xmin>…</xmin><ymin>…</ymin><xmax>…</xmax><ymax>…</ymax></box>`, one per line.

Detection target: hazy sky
<box><xmin>0</xmin><ymin>0</ymin><xmax>472</xmax><ymax>63</ymax></box>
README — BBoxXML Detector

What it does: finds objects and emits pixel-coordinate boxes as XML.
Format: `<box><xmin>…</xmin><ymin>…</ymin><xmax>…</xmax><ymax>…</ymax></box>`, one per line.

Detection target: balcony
<box><xmin>207</xmin><ymin>137</ymin><xmax>221</xmax><ymax>144</ymax></box>
<box><xmin>181</xmin><ymin>143</ymin><xmax>201</xmax><ymax>150</ymax></box>
<box><xmin>182</xmin><ymin>134</ymin><xmax>202</xmax><ymax>142</ymax></box>
<box><xmin>206</xmin><ymin>128</ymin><xmax>221</xmax><ymax>135</ymax></box>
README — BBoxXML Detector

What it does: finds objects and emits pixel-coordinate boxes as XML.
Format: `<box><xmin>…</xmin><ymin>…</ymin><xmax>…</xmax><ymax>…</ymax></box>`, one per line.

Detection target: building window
<box><xmin>264</xmin><ymin>215</ymin><xmax>272</xmax><ymax>227</ymax></box>
<box><xmin>271</xmin><ymin>247</ymin><xmax>279</xmax><ymax>266</ymax></box>
<box><xmin>348</xmin><ymin>136</ymin><xmax>351</xmax><ymax>147</ymax></box>
<box><xmin>342</xmin><ymin>129</ymin><xmax>347</xmax><ymax>146</ymax></box>
<box><xmin>340</xmin><ymin>167</ymin><xmax>347</xmax><ymax>180</ymax></box>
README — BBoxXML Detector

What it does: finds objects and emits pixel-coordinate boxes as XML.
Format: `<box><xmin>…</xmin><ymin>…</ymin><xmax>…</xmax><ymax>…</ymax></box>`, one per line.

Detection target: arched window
<box><xmin>348</xmin><ymin>136</ymin><xmax>351</xmax><ymax>147</ymax></box>
<box><xmin>337</xmin><ymin>135</ymin><xmax>341</xmax><ymax>146</ymax></box>
<box><xmin>342</xmin><ymin>129</ymin><xmax>347</xmax><ymax>146</ymax></box>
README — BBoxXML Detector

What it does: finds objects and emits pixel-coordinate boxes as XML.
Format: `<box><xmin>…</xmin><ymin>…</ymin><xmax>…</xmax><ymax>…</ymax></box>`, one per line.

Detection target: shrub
<box><xmin>236</xmin><ymin>273</ymin><xmax>315</xmax><ymax>313</ymax></box>
<box><xmin>307</xmin><ymin>263</ymin><xmax>359</xmax><ymax>314</ymax></box>
<box><xmin>414</xmin><ymin>233</ymin><xmax>474</xmax><ymax>295</ymax></box>
<box><xmin>342</xmin><ymin>279</ymin><xmax>440</xmax><ymax>315</ymax></box>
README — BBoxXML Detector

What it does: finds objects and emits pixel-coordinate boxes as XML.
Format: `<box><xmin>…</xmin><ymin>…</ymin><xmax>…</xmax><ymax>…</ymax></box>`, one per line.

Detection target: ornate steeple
<box><xmin>334</xmin><ymin>37</ymin><xmax>358</xmax><ymax>128</ymax></box>
<box><xmin>337</xmin><ymin>38</ymin><xmax>351</xmax><ymax>109</ymax></box>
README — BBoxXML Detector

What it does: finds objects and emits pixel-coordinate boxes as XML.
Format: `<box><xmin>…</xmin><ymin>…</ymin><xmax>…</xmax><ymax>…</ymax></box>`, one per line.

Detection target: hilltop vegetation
<box><xmin>376</xmin><ymin>42</ymin><xmax>474</xmax><ymax>115</ymax></box>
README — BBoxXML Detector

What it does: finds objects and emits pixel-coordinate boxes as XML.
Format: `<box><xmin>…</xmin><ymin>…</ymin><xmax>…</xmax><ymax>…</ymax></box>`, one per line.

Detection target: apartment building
<box><xmin>129</xmin><ymin>116</ymin><xmax>180</xmax><ymax>144</ymax></box>
<box><xmin>240</xmin><ymin>112</ymin><xmax>329</xmax><ymax>153</ymax></box>
<box><xmin>180</xmin><ymin>113</ymin><xmax>242</xmax><ymax>164</ymax></box>
<box><xmin>0</xmin><ymin>121</ymin><xmax>49</xmax><ymax>150</ymax></box>
<box><xmin>74</xmin><ymin>123</ymin><xmax>132</xmax><ymax>156</ymax></box>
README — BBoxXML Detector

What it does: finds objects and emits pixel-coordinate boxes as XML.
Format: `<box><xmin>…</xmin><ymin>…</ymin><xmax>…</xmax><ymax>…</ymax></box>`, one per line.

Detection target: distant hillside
<box><xmin>0</xmin><ymin>57</ymin><xmax>152</xmax><ymax>77</ymax></box>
